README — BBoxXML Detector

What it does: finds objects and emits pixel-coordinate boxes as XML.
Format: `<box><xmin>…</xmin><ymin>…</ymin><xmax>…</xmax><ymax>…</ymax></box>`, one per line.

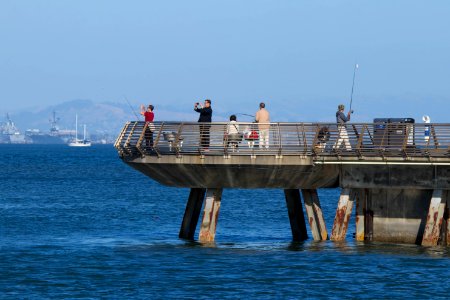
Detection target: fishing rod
<box><xmin>349</xmin><ymin>63</ymin><xmax>359</xmax><ymax>114</ymax></box>
<box><xmin>236</xmin><ymin>113</ymin><xmax>255</xmax><ymax>118</ymax></box>
<box><xmin>123</xmin><ymin>95</ymin><xmax>141</xmax><ymax>120</ymax></box>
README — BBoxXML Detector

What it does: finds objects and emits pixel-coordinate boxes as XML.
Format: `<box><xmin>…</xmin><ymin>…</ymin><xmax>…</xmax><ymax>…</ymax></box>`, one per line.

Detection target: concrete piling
<box><xmin>354</xmin><ymin>189</ymin><xmax>367</xmax><ymax>242</ymax></box>
<box><xmin>331</xmin><ymin>188</ymin><xmax>354</xmax><ymax>241</ymax></box>
<box><xmin>422</xmin><ymin>190</ymin><xmax>447</xmax><ymax>246</ymax></box>
<box><xmin>179</xmin><ymin>188</ymin><xmax>206</xmax><ymax>240</ymax></box>
<box><xmin>199</xmin><ymin>188</ymin><xmax>223</xmax><ymax>242</ymax></box>
<box><xmin>301</xmin><ymin>189</ymin><xmax>328</xmax><ymax>240</ymax></box>
<box><xmin>284</xmin><ymin>189</ymin><xmax>308</xmax><ymax>241</ymax></box>
<box><xmin>447</xmin><ymin>206</ymin><xmax>450</xmax><ymax>246</ymax></box>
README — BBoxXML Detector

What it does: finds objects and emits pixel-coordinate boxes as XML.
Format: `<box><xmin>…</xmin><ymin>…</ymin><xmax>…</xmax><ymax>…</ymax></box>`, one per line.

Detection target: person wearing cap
<box><xmin>140</xmin><ymin>104</ymin><xmax>155</xmax><ymax>147</ymax></box>
<box><xmin>333</xmin><ymin>104</ymin><xmax>352</xmax><ymax>150</ymax></box>
<box><xmin>255</xmin><ymin>102</ymin><xmax>270</xmax><ymax>149</ymax></box>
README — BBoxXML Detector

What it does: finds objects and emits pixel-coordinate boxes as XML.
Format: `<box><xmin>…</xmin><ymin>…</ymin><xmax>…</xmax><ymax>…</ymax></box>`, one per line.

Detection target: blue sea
<box><xmin>1</xmin><ymin>145</ymin><xmax>449</xmax><ymax>299</ymax></box>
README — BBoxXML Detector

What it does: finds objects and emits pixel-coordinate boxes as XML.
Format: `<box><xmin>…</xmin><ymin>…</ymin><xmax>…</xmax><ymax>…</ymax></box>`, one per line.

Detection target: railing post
<box><xmin>312</xmin><ymin>124</ymin><xmax>320</xmax><ymax>156</ymax></box>
<box><xmin>277</xmin><ymin>123</ymin><xmax>282</xmax><ymax>156</ymax></box>
<box><xmin>114</xmin><ymin>122</ymin><xmax>131</xmax><ymax>155</ymax></box>
<box><xmin>355</xmin><ymin>125</ymin><xmax>366</xmax><ymax>158</ymax></box>
<box><xmin>152</xmin><ymin>122</ymin><xmax>165</xmax><ymax>158</ymax></box>
<box><xmin>175</xmin><ymin>123</ymin><xmax>184</xmax><ymax>157</ymax></box>
<box><xmin>136</xmin><ymin>122</ymin><xmax>148</xmax><ymax>157</ymax></box>
<box><xmin>124</xmin><ymin>122</ymin><xmax>138</xmax><ymax>155</ymax></box>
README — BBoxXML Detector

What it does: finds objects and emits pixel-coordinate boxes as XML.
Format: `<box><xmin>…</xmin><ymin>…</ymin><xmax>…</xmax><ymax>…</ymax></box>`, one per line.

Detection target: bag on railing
<box><xmin>243</xmin><ymin>126</ymin><xmax>258</xmax><ymax>140</ymax></box>
<box><xmin>249</xmin><ymin>130</ymin><xmax>259</xmax><ymax>140</ymax></box>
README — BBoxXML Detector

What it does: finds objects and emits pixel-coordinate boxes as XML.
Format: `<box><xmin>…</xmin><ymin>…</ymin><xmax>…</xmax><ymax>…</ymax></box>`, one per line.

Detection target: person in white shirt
<box><xmin>226</xmin><ymin>115</ymin><xmax>240</xmax><ymax>151</ymax></box>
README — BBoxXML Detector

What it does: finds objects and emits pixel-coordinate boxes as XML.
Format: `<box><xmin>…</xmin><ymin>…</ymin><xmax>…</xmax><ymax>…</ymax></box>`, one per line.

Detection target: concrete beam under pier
<box><xmin>126</xmin><ymin>155</ymin><xmax>339</xmax><ymax>189</ymax></box>
<box><xmin>341</xmin><ymin>164</ymin><xmax>450</xmax><ymax>190</ymax></box>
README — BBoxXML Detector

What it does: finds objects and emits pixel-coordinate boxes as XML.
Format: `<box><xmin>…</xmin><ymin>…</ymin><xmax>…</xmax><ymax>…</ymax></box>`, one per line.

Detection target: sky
<box><xmin>1</xmin><ymin>0</ymin><xmax>450</xmax><ymax>122</ymax></box>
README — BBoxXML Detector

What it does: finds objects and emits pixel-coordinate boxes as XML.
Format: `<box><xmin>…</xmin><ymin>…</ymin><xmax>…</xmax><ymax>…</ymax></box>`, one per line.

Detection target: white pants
<box><xmin>333</xmin><ymin>126</ymin><xmax>351</xmax><ymax>150</ymax></box>
<box><xmin>259</xmin><ymin>129</ymin><xmax>269</xmax><ymax>148</ymax></box>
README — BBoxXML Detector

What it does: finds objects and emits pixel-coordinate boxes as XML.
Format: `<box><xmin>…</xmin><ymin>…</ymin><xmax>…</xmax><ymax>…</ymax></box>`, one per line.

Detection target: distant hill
<box><xmin>2</xmin><ymin>99</ymin><xmax>218</xmax><ymax>137</ymax></box>
<box><xmin>3</xmin><ymin>100</ymin><xmax>130</xmax><ymax>136</ymax></box>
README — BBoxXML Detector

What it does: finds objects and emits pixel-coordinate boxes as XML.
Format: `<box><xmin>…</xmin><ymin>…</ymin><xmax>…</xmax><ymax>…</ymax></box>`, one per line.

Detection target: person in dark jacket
<box><xmin>333</xmin><ymin>104</ymin><xmax>352</xmax><ymax>150</ymax></box>
<box><xmin>194</xmin><ymin>99</ymin><xmax>212</xmax><ymax>149</ymax></box>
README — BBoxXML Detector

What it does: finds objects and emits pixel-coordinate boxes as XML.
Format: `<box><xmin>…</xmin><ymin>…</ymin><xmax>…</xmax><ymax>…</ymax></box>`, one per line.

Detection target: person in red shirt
<box><xmin>140</xmin><ymin>104</ymin><xmax>155</xmax><ymax>147</ymax></box>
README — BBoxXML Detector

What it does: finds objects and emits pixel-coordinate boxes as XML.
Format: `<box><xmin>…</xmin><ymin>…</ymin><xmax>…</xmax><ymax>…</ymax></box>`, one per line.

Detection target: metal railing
<box><xmin>115</xmin><ymin>121</ymin><xmax>450</xmax><ymax>160</ymax></box>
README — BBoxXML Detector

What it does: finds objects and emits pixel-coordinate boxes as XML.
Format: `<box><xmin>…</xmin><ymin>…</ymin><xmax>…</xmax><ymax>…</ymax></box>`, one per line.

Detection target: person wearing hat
<box><xmin>333</xmin><ymin>104</ymin><xmax>352</xmax><ymax>150</ymax></box>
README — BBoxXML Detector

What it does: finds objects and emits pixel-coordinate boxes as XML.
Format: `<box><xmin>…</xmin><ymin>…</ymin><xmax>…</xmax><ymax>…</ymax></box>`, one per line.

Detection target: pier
<box><xmin>115</xmin><ymin>121</ymin><xmax>450</xmax><ymax>246</ymax></box>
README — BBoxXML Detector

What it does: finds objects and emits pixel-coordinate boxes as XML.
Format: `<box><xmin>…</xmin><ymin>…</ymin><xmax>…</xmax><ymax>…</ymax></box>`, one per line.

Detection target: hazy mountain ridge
<box><xmin>3</xmin><ymin>95</ymin><xmax>446</xmax><ymax>138</ymax></box>
<box><xmin>1</xmin><ymin>99</ymin><xmax>218</xmax><ymax>136</ymax></box>
<box><xmin>2</xmin><ymin>100</ymin><xmax>129</xmax><ymax>135</ymax></box>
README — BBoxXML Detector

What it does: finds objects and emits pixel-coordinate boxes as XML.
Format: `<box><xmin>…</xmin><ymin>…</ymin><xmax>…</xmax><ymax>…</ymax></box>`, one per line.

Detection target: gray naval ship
<box><xmin>25</xmin><ymin>111</ymin><xmax>74</xmax><ymax>144</ymax></box>
<box><xmin>0</xmin><ymin>113</ymin><xmax>28</xmax><ymax>144</ymax></box>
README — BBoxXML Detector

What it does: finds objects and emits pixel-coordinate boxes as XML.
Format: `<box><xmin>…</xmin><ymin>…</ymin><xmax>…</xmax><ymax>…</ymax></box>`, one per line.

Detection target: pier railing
<box><xmin>115</xmin><ymin>121</ymin><xmax>450</xmax><ymax>160</ymax></box>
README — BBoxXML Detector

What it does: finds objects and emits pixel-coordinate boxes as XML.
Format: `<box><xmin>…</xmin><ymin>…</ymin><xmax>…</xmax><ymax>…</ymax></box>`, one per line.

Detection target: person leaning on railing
<box><xmin>333</xmin><ymin>104</ymin><xmax>352</xmax><ymax>150</ymax></box>
<box><xmin>140</xmin><ymin>104</ymin><xmax>155</xmax><ymax>147</ymax></box>
<box><xmin>194</xmin><ymin>99</ymin><xmax>212</xmax><ymax>149</ymax></box>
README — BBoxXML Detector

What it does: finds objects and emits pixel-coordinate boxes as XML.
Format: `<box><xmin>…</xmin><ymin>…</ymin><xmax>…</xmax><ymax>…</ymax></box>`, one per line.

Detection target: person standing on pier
<box><xmin>226</xmin><ymin>114</ymin><xmax>241</xmax><ymax>152</ymax></box>
<box><xmin>255</xmin><ymin>102</ymin><xmax>270</xmax><ymax>149</ymax></box>
<box><xmin>194</xmin><ymin>99</ymin><xmax>212</xmax><ymax>149</ymax></box>
<box><xmin>333</xmin><ymin>104</ymin><xmax>352</xmax><ymax>150</ymax></box>
<box><xmin>140</xmin><ymin>104</ymin><xmax>155</xmax><ymax>147</ymax></box>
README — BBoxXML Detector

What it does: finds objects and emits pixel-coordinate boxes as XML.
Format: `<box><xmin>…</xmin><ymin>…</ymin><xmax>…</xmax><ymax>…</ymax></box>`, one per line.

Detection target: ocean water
<box><xmin>1</xmin><ymin>145</ymin><xmax>449</xmax><ymax>299</ymax></box>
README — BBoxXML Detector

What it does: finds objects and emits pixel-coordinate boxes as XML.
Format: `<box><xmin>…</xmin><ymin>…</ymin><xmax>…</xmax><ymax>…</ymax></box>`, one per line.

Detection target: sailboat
<box><xmin>68</xmin><ymin>114</ymin><xmax>91</xmax><ymax>147</ymax></box>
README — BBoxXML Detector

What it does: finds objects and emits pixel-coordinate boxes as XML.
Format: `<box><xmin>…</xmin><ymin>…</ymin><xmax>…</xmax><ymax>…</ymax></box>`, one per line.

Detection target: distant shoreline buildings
<box><xmin>0</xmin><ymin>112</ymin><xmax>115</xmax><ymax>144</ymax></box>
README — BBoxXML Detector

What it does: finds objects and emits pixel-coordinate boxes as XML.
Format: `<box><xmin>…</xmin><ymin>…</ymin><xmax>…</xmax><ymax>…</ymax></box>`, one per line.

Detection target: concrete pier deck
<box><xmin>115</xmin><ymin>121</ymin><xmax>450</xmax><ymax>246</ymax></box>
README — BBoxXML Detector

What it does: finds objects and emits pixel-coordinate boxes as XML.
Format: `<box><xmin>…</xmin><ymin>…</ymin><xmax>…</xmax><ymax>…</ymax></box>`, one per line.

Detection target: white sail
<box><xmin>68</xmin><ymin>114</ymin><xmax>91</xmax><ymax>147</ymax></box>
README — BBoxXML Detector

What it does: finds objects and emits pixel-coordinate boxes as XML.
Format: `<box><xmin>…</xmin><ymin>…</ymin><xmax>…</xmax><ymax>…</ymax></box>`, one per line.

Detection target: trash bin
<box><xmin>373</xmin><ymin>118</ymin><xmax>415</xmax><ymax>148</ymax></box>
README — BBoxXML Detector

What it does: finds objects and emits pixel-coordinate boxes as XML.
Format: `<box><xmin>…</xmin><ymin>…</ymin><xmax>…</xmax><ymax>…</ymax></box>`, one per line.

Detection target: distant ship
<box><xmin>26</xmin><ymin>111</ymin><xmax>74</xmax><ymax>144</ymax></box>
<box><xmin>68</xmin><ymin>114</ymin><xmax>91</xmax><ymax>147</ymax></box>
<box><xmin>0</xmin><ymin>113</ymin><xmax>28</xmax><ymax>144</ymax></box>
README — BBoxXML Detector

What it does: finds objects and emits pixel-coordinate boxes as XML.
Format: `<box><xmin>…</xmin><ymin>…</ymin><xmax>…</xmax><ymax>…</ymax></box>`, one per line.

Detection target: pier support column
<box><xmin>331</xmin><ymin>188</ymin><xmax>354</xmax><ymax>241</ymax></box>
<box><xmin>355</xmin><ymin>189</ymin><xmax>368</xmax><ymax>242</ymax></box>
<box><xmin>199</xmin><ymin>188</ymin><xmax>223</xmax><ymax>243</ymax></box>
<box><xmin>422</xmin><ymin>190</ymin><xmax>447</xmax><ymax>246</ymax></box>
<box><xmin>179</xmin><ymin>188</ymin><xmax>206</xmax><ymax>240</ymax></box>
<box><xmin>447</xmin><ymin>206</ymin><xmax>450</xmax><ymax>246</ymax></box>
<box><xmin>301</xmin><ymin>189</ymin><xmax>328</xmax><ymax>240</ymax></box>
<box><xmin>284</xmin><ymin>189</ymin><xmax>308</xmax><ymax>241</ymax></box>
